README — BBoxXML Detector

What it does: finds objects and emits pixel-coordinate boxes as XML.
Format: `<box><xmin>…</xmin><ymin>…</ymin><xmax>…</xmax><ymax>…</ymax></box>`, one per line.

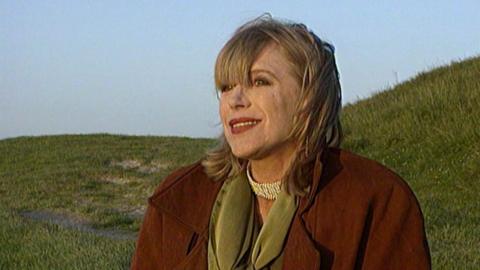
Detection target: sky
<box><xmin>1</xmin><ymin>0</ymin><xmax>479</xmax><ymax>139</ymax></box>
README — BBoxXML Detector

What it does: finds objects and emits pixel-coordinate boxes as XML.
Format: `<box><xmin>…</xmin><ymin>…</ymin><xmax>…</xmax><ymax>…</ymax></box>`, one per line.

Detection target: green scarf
<box><xmin>208</xmin><ymin>171</ymin><xmax>298</xmax><ymax>270</ymax></box>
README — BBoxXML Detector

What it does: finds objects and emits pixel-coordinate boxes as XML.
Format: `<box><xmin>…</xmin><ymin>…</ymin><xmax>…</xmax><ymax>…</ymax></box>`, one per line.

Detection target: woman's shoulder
<box><xmin>306</xmin><ymin>148</ymin><xmax>426</xmax><ymax>239</ymax></box>
<box><xmin>148</xmin><ymin>160</ymin><xmax>221</xmax><ymax>204</ymax></box>
<box><xmin>322</xmin><ymin>147</ymin><xmax>419</xmax><ymax>203</ymax></box>
<box><xmin>306</xmin><ymin>148</ymin><xmax>430</xmax><ymax>268</ymax></box>
<box><xmin>148</xmin><ymin>161</ymin><xmax>206</xmax><ymax>197</ymax></box>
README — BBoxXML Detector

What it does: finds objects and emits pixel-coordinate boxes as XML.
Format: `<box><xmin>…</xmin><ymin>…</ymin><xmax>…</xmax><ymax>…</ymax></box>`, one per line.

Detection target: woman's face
<box><xmin>219</xmin><ymin>43</ymin><xmax>300</xmax><ymax>160</ymax></box>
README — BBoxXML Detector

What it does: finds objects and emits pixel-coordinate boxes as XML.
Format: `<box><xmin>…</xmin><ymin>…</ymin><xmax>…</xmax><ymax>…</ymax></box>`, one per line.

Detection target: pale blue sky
<box><xmin>1</xmin><ymin>0</ymin><xmax>479</xmax><ymax>139</ymax></box>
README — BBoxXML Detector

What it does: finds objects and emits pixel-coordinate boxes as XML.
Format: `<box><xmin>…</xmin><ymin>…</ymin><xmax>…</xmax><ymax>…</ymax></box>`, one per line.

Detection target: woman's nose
<box><xmin>227</xmin><ymin>85</ymin><xmax>251</xmax><ymax>109</ymax></box>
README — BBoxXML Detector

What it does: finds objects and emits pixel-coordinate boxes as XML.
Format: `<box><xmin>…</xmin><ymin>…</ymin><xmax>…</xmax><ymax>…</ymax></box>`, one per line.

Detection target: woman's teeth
<box><xmin>232</xmin><ymin>121</ymin><xmax>259</xmax><ymax>128</ymax></box>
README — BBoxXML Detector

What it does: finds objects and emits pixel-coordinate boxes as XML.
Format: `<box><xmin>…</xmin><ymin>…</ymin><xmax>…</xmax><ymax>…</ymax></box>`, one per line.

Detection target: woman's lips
<box><xmin>229</xmin><ymin>118</ymin><xmax>261</xmax><ymax>134</ymax></box>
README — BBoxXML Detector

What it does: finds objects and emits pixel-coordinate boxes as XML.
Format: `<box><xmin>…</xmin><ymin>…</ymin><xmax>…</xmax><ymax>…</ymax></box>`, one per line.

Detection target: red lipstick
<box><xmin>228</xmin><ymin>117</ymin><xmax>261</xmax><ymax>134</ymax></box>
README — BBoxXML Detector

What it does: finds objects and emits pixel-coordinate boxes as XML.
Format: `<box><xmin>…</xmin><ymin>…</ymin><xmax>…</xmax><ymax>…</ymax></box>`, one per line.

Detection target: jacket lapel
<box><xmin>282</xmin><ymin>153</ymin><xmax>325</xmax><ymax>269</ymax></box>
<box><xmin>149</xmin><ymin>163</ymin><xmax>223</xmax><ymax>269</ymax></box>
<box><xmin>150</xmin><ymin>164</ymin><xmax>223</xmax><ymax>235</ymax></box>
<box><xmin>172</xmin><ymin>234</ymin><xmax>210</xmax><ymax>270</ymax></box>
<box><xmin>282</xmin><ymin>212</ymin><xmax>322</xmax><ymax>269</ymax></box>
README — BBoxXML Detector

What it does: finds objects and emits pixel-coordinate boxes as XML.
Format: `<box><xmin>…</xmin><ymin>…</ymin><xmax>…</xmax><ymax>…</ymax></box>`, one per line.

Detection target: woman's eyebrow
<box><xmin>250</xmin><ymin>69</ymin><xmax>278</xmax><ymax>80</ymax></box>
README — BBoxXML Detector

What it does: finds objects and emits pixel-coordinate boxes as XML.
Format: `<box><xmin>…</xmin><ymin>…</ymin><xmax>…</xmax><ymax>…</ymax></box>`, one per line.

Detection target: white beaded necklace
<box><xmin>246</xmin><ymin>163</ymin><xmax>282</xmax><ymax>200</ymax></box>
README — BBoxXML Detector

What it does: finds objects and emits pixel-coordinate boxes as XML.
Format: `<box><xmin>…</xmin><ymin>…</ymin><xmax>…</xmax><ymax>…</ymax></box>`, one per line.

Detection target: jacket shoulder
<box><xmin>304</xmin><ymin>148</ymin><xmax>430</xmax><ymax>269</ymax></box>
<box><xmin>132</xmin><ymin>161</ymin><xmax>215</xmax><ymax>269</ymax></box>
<box><xmin>150</xmin><ymin>161</ymin><xmax>207</xmax><ymax>200</ymax></box>
<box><xmin>318</xmin><ymin>149</ymin><xmax>430</xmax><ymax>267</ymax></box>
<box><xmin>325</xmin><ymin>148</ymin><xmax>416</xmax><ymax>198</ymax></box>
<box><xmin>147</xmin><ymin>159</ymin><xmax>223</xmax><ymax>228</ymax></box>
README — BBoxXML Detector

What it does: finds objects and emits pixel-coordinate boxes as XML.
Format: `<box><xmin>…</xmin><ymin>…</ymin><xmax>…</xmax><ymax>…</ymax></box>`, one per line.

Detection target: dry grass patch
<box><xmin>109</xmin><ymin>159</ymin><xmax>170</xmax><ymax>174</ymax></box>
<box><xmin>99</xmin><ymin>175</ymin><xmax>142</xmax><ymax>185</ymax></box>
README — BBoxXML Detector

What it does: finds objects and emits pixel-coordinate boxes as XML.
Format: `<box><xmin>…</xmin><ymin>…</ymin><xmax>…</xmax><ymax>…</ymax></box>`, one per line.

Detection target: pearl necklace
<box><xmin>246</xmin><ymin>163</ymin><xmax>282</xmax><ymax>200</ymax></box>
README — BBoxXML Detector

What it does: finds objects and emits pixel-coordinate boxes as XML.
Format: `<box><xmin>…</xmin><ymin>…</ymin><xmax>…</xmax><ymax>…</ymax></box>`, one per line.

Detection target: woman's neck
<box><xmin>249</xmin><ymin>142</ymin><xmax>297</xmax><ymax>184</ymax></box>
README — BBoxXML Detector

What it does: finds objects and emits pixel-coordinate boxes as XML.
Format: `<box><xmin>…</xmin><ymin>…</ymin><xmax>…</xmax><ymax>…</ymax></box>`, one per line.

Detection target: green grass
<box><xmin>0</xmin><ymin>207</ymin><xmax>132</xmax><ymax>269</ymax></box>
<box><xmin>1</xmin><ymin>56</ymin><xmax>479</xmax><ymax>269</ymax></box>
<box><xmin>341</xmin><ymin>56</ymin><xmax>480</xmax><ymax>268</ymax></box>
<box><xmin>0</xmin><ymin>134</ymin><xmax>215</xmax><ymax>269</ymax></box>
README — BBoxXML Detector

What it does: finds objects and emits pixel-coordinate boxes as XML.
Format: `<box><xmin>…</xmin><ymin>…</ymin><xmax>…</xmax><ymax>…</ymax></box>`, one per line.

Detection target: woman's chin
<box><xmin>231</xmin><ymin>146</ymin><xmax>260</xmax><ymax>160</ymax></box>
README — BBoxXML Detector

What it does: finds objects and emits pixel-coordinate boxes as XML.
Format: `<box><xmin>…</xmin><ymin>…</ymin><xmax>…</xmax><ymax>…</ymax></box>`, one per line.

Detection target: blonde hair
<box><xmin>202</xmin><ymin>15</ymin><xmax>342</xmax><ymax>196</ymax></box>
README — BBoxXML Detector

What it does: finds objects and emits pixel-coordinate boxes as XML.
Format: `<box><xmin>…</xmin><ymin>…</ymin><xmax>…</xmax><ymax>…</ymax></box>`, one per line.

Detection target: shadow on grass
<box><xmin>18</xmin><ymin>210</ymin><xmax>137</xmax><ymax>241</ymax></box>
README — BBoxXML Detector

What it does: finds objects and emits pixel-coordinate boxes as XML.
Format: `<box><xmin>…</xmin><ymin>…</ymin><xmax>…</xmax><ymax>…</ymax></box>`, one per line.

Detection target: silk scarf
<box><xmin>207</xmin><ymin>171</ymin><xmax>298</xmax><ymax>270</ymax></box>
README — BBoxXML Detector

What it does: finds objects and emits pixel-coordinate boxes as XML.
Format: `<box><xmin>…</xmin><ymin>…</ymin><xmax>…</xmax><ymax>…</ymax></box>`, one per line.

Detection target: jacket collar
<box><xmin>148</xmin><ymin>149</ymin><xmax>344</xmax><ymax>269</ymax></box>
<box><xmin>149</xmin><ymin>162</ymin><xmax>224</xmax><ymax>234</ymax></box>
<box><xmin>299</xmin><ymin>150</ymin><xmax>327</xmax><ymax>215</ymax></box>
<box><xmin>150</xmin><ymin>148</ymin><xmax>342</xmax><ymax>236</ymax></box>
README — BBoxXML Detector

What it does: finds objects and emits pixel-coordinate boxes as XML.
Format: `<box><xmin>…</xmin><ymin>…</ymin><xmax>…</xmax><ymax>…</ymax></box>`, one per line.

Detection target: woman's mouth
<box><xmin>229</xmin><ymin>118</ymin><xmax>261</xmax><ymax>134</ymax></box>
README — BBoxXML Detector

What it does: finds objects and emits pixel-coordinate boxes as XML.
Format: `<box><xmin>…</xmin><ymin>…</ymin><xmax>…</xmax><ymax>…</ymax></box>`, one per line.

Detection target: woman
<box><xmin>131</xmin><ymin>15</ymin><xmax>431</xmax><ymax>270</ymax></box>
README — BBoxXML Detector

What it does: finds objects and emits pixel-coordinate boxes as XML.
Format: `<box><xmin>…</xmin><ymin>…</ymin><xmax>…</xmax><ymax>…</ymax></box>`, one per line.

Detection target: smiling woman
<box><xmin>131</xmin><ymin>15</ymin><xmax>431</xmax><ymax>270</ymax></box>
<box><xmin>219</xmin><ymin>43</ymin><xmax>299</xmax><ymax>166</ymax></box>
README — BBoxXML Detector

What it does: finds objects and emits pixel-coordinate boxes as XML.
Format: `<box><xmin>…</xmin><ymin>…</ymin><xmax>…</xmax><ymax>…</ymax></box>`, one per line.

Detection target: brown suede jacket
<box><xmin>131</xmin><ymin>148</ymin><xmax>431</xmax><ymax>269</ymax></box>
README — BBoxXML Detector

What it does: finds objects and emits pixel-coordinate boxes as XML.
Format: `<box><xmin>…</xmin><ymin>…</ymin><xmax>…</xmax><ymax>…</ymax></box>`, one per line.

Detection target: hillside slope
<box><xmin>0</xmin><ymin>56</ymin><xmax>479</xmax><ymax>269</ymax></box>
<box><xmin>341</xmin><ymin>56</ymin><xmax>480</xmax><ymax>268</ymax></box>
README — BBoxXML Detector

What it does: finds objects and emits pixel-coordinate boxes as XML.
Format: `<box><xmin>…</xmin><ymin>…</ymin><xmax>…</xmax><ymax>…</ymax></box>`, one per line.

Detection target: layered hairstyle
<box><xmin>202</xmin><ymin>15</ymin><xmax>343</xmax><ymax>196</ymax></box>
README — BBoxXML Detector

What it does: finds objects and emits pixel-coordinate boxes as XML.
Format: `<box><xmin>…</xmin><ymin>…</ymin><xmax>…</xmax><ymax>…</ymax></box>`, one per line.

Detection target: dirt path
<box><xmin>19</xmin><ymin>210</ymin><xmax>137</xmax><ymax>241</ymax></box>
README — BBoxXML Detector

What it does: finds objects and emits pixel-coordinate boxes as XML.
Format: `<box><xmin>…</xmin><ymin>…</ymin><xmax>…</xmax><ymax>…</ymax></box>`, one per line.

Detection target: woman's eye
<box><xmin>253</xmin><ymin>78</ymin><xmax>270</xmax><ymax>87</ymax></box>
<box><xmin>220</xmin><ymin>84</ymin><xmax>235</xmax><ymax>93</ymax></box>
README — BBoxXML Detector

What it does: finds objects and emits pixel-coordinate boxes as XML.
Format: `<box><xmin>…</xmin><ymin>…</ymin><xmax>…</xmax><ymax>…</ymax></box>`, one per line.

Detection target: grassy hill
<box><xmin>0</xmin><ymin>135</ymin><xmax>216</xmax><ymax>269</ymax></box>
<box><xmin>1</xmin><ymin>56</ymin><xmax>479</xmax><ymax>269</ymax></box>
<box><xmin>341</xmin><ymin>56</ymin><xmax>480</xmax><ymax>268</ymax></box>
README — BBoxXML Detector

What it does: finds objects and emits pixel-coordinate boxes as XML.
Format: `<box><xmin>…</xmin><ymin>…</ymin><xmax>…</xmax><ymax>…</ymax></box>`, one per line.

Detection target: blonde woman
<box><xmin>132</xmin><ymin>15</ymin><xmax>430</xmax><ymax>270</ymax></box>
